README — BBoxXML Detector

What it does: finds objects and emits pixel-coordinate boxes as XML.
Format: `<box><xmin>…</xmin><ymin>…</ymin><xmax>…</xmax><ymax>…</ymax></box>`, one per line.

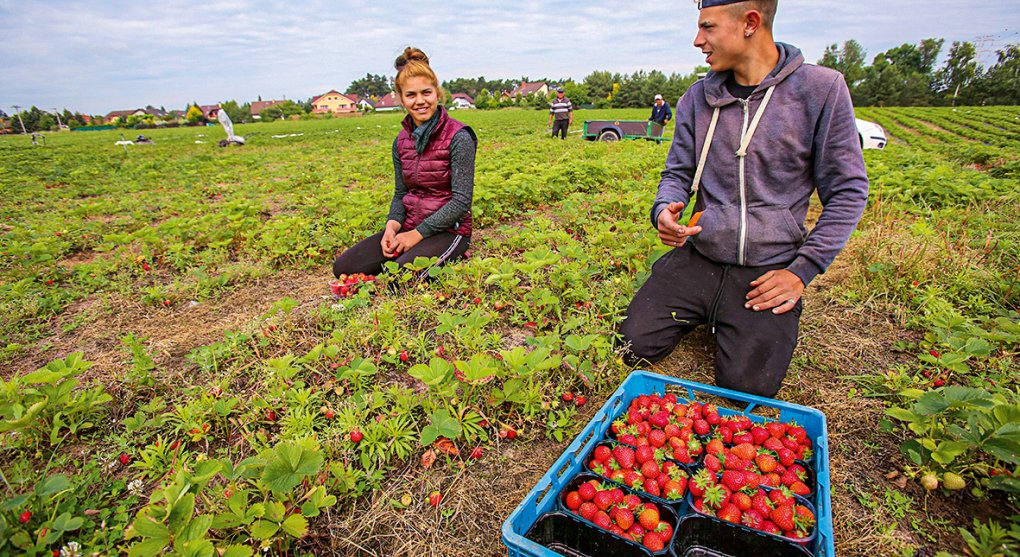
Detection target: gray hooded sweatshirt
<box><xmin>652</xmin><ymin>43</ymin><xmax>869</xmax><ymax>286</ymax></box>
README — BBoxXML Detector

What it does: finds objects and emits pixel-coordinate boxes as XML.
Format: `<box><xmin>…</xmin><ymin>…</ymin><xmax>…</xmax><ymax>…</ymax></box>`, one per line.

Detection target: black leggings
<box><xmin>333</xmin><ymin>231</ymin><xmax>470</xmax><ymax>278</ymax></box>
<box><xmin>619</xmin><ymin>246</ymin><xmax>801</xmax><ymax>398</ymax></box>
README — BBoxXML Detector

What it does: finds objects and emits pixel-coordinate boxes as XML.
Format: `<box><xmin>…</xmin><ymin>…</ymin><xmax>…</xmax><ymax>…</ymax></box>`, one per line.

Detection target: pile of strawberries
<box><xmin>610</xmin><ymin>393</ymin><xmax>722</xmax><ymax>465</ymax></box>
<box><xmin>690</xmin><ymin>467</ymin><xmax>816</xmax><ymax>541</ymax></box>
<box><xmin>586</xmin><ymin>443</ymin><xmax>689</xmax><ymax>501</ymax></box>
<box><xmin>714</xmin><ymin>414</ymin><xmax>813</xmax><ymax>463</ymax></box>
<box><xmin>563</xmin><ymin>477</ymin><xmax>675</xmax><ymax>552</ymax></box>
<box><xmin>701</xmin><ymin>439</ymin><xmax>813</xmax><ymax>496</ymax></box>
<box><xmin>330</xmin><ymin>273</ymin><xmax>376</xmax><ymax>298</ymax></box>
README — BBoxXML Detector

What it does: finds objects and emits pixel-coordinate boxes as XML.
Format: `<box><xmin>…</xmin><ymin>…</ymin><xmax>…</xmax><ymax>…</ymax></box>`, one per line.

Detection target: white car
<box><xmin>855</xmin><ymin>118</ymin><xmax>887</xmax><ymax>150</ymax></box>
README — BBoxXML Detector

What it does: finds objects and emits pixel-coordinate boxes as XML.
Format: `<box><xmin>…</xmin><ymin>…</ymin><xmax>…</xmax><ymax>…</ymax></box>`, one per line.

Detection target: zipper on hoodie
<box><xmin>737</xmin><ymin>99</ymin><xmax>750</xmax><ymax>266</ymax></box>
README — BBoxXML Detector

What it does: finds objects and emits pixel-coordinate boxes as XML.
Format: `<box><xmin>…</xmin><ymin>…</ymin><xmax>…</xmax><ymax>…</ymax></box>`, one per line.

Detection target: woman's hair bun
<box><xmin>395</xmin><ymin>47</ymin><xmax>429</xmax><ymax>72</ymax></box>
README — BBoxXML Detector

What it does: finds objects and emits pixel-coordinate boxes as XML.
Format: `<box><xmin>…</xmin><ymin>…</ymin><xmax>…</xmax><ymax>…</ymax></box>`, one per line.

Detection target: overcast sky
<box><xmin>2</xmin><ymin>0</ymin><xmax>1017</xmax><ymax>115</ymax></box>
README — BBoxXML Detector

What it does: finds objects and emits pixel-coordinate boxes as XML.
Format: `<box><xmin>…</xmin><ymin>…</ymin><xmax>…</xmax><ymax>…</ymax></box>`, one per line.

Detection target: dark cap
<box><xmin>696</xmin><ymin>0</ymin><xmax>746</xmax><ymax>7</ymax></box>
<box><xmin>555</xmin><ymin>87</ymin><xmax>564</xmax><ymax>93</ymax></box>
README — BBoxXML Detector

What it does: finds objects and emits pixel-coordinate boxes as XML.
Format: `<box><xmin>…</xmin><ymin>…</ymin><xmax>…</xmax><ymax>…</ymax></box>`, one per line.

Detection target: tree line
<box><xmin>820</xmin><ymin>39</ymin><xmax>1020</xmax><ymax>106</ymax></box>
<box><xmin>4</xmin><ymin>37</ymin><xmax>1017</xmax><ymax>133</ymax></box>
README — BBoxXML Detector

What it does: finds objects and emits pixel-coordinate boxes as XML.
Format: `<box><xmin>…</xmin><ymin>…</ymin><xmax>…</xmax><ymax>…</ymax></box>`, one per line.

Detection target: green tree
<box><xmin>346</xmin><ymin>73</ymin><xmax>392</xmax><ymax>98</ymax></box>
<box><xmin>584</xmin><ymin>70</ymin><xmax>619</xmax><ymax>105</ymax></box>
<box><xmin>185</xmin><ymin>105</ymin><xmax>204</xmax><ymax>124</ymax></box>
<box><xmin>819</xmin><ymin>40</ymin><xmax>867</xmax><ymax>95</ymax></box>
<box><xmin>934</xmin><ymin>41</ymin><xmax>980</xmax><ymax>105</ymax></box>
<box><xmin>260</xmin><ymin>100</ymin><xmax>305</xmax><ymax>121</ymax></box>
<box><xmin>973</xmin><ymin>44</ymin><xmax>1020</xmax><ymax>105</ymax></box>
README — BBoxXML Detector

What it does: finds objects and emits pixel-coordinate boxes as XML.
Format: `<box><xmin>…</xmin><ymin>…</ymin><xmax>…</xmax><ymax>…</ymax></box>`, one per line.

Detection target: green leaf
<box><xmin>36</xmin><ymin>474</ymin><xmax>71</xmax><ymax>498</ymax></box>
<box><xmin>931</xmin><ymin>440</ymin><xmax>970</xmax><ymax>465</ymax></box>
<box><xmin>220</xmin><ymin>545</ymin><xmax>255</xmax><ymax>557</ymax></box>
<box><xmin>250</xmin><ymin>519</ymin><xmax>280</xmax><ymax>540</ymax></box>
<box><xmin>262</xmin><ymin>442</ymin><xmax>324</xmax><ymax>493</ymax></box>
<box><xmin>128</xmin><ymin>539</ymin><xmax>170</xmax><ymax>557</ymax></box>
<box><xmin>420</xmin><ymin>408</ymin><xmax>462</xmax><ymax>445</ymax></box>
<box><xmin>885</xmin><ymin>407</ymin><xmax>919</xmax><ymax>423</ymax></box>
<box><xmin>167</xmin><ymin>492</ymin><xmax>196</xmax><ymax>536</ymax></box>
<box><xmin>984</xmin><ymin>422</ymin><xmax>1020</xmax><ymax>465</ymax></box>
<box><xmin>50</xmin><ymin>512</ymin><xmax>83</xmax><ymax>532</ymax></box>
<box><xmin>180</xmin><ymin>514</ymin><xmax>213</xmax><ymax>542</ymax></box>
<box><xmin>407</xmin><ymin>358</ymin><xmax>453</xmax><ymax>388</ymax></box>
<box><xmin>130</xmin><ymin>513</ymin><xmax>171</xmax><ymax>541</ymax></box>
<box><xmin>176</xmin><ymin>539</ymin><xmax>215</xmax><ymax>557</ymax></box>
<box><xmin>912</xmin><ymin>391</ymin><xmax>949</xmax><ymax>416</ymax></box>
<box><xmin>280</xmin><ymin>513</ymin><xmax>309</xmax><ymax>538</ymax></box>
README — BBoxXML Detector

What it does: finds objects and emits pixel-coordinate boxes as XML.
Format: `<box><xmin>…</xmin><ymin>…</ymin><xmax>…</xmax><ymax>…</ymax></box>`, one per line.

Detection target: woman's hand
<box><xmin>381</xmin><ymin>220</ymin><xmax>402</xmax><ymax>258</ymax></box>
<box><xmin>391</xmin><ymin>229</ymin><xmax>424</xmax><ymax>256</ymax></box>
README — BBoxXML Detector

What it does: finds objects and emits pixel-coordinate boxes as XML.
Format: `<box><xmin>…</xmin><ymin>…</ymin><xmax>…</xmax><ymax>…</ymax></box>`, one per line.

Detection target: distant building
<box><xmin>142</xmin><ymin>105</ymin><xmax>168</xmax><ymax>118</ymax></box>
<box><xmin>311</xmin><ymin>90</ymin><xmax>357</xmax><ymax>114</ymax></box>
<box><xmin>104</xmin><ymin>109</ymin><xmax>143</xmax><ymax>124</ymax></box>
<box><xmin>250</xmin><ymin>100</ymin><xmax>285</xmax><ymax>120</ymax></box>
<box><xmin>450</xmin><ymin>93</ymin><xmax>475</xmax><ymax>110</ymax></box>
<box><xmin>373</xmin><ymin>92</ymin><xmax>401</xmax><ymax>112</ymax></box>
<box><xmin>200</xmin><ymin>104</ymin><xmax>221</xmax><ymax>120</ymax></box>
<box><xmin>504</xmin><ymin>81</ymin><xmax>549</xmax><ymax>99</ymax></box>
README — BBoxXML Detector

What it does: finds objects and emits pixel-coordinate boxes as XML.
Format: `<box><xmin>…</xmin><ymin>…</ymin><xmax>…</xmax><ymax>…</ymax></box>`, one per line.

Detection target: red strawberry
<box><xmin>575</xmin><ymin>395</ymin><xmax>587</xmax><ymax>407</ymax></box>
<box><xmin>648</xmin><ymin>430</ymin><xmax>666</xmax><ymax>448</ymax></box>
<box><xmin>119</xmin><ymin>453</ymin><xmax>131</xmax><ymax>466</ymax></box>
<box><xmin>770</xmin><ymin>503</ymin><xmax>796</xmax><ymax>532</ymax></box>
<box><xmin>399</xmin><ymin>350</ymin><xmax>409</xmax><ymax>362</ymax></box>
<box><xmin>638</xmin><ymin>506</ymin><xmax>660</xmax><ymax>530</ymax></box>
<box><xmin>705</xmin><ymin>438</ymin><xmax>725</xmax><ymax>456</ymax></box>
<box><xmin>579</xmin><ymin>502</ymin><xmax>597</xmax><ymax>520</ymax></box>
<box><xmin>795</xmin><ymin>504</ymin><xmax>816</xmax><ymax>531</ymax></box>
<box><xmin>742</xmin><ymin>508</ymin><xmax>764</xmax><ymax>529</ymax></box>
<box><xmin>663</xmin><ymin>479</ymin><xmax>685</xmax><ymax>500</ymax></box>
<box><xmin>768</xmin><ymin>489</ymin><xmax>793</xmax><ymax>507</ymax></box>
<box><xmin>672</xmin><ymin>446</ymin><xmax>691</xmax><ymax>464</ymax></box>
<box><xmin>731</xmin><ymin>443</ymin><xmax>756</xmax><ymax>461</ymax></box>
<box><xmin>565</xmin><ymin>491</ymin><xmax>582</xmax><ymax>510</ymax></box>
<box><xmin>643</xmin><ymin>532</ymin><xmax>665</xmax><ymax>551</ymax></box>
<box><xmin>721</xmin><ymin>470</ymin><xmax>749</xmax><ymax>492</ymax></box>
<box><xmin>636</xmin><ymin>445</ymin><xmax>655</xmax><ymax>465</ymax></box>
<box><xmin>594</xmin><ymin>445</ymin><xmax>612</xmax><ymax>463</ymax></box>
<box><xmin>751</xmin><ymin>426</ymin><xmax>770</xmax><ymax>445</ymax></box>
<box><xmin>627</xmin><ymin>524</ymin><xmax>646</xmax><ymax>542</ymax></box>
<box><xmin>469</xmin><ymin>446</ymin><xmax>484</xmax><ymax>460</ymax></box>
<box><xmin>594</xmin><ymin>490</ymin><xmax>614</xmax><ymax>511</ymax></box>
<box><xmin>649</xmin><ymin>411</ymin><xmax>670</xmax><ymax>429</ymax></box>
<box><xmin>766</xmin><ymin>421</ymin><xmax>786</xmax><ymax>439</ymax></box>
<box><xmin>612</xmin><ymin>507</ymin><xmax>635</xmax><ymax>530</ymax></box>
<box><xmin>593</xmin><ymin>511</ymin><xmax>612</xmax><ymax>529</ymax></box>
<box><xmin>752</xmin><ymin>491</ymin><xmax>774</xmax><ymax>516</ymax></box>
<box><xmin>562</xmin><ymin>392</ymin><xmax>574</xmax><ymax>402</ymax></box>
<box><xmin>733</xmin><ymin>432</ymin><xmax>754</xmax><ymax>445</ymax></box>
<box><xmin>717</xmin><ymin>425</ymin><xmax>733</xmax><ymax>443</ymax></box>
<box><xmin>644</xmin><ymin>478</ymin><xmax>661</xmax><ymax>497</ymax></box>
<box><xmin>428</xmin><ymin>491</ymin><xmax>442</xmax><ymax>507</ymax></box>
<box><xmin>788</xmin><ymin>481</ymin><xmax>811</xmax><ymax>497</ymax></box>
<box><xmin>623</xmin><ymin>494</ymin><xmax>642</xmax><ymax>510</ymax></box>
<box><xmin>613</xmin><ymin>446</ymin><xmax>636</xmax><ymax>470</ymax></box>
<box><xmin>264</xmin><ymin>409</ymin><xmax>277</xmax><ymax>422</ymax></box>
<box><xmin>350</xmin><ymin>429</ymin><xmax>363</xmax><ymax>443</ymax></box>
<box><xmin>704</xmin><ymin>454</ymin><xmax>722</xmax><ymax>473</ymax></box>
<box><xmin>731</xmin><ymin>491</ymin><xmax>753</xmax><ymax>512</ymax></box>
<box><xmin>655</xmin><ymin>521</ymin><xmax>674</xmax><ymax>542</ymax></box>
<box><xmin>787</xmin><ymin>425</ymin><xmax>807</xmax><ymax>444</ymax></box>
<box><xmin>641</xmin><ymin>460</ymin><xmax>660</xmax><ymax>479</ymax></box>
<box><xmin>689</xmin><ymin>469</ymin><xmax>715</xmax><ymax>498</ymax></box>
<box><xmin>693</xmin><ymin>419</ymin><xmax>710</xmax><ymax>435</ymax></box>
<box><xmin>777</xmin><ymin>448</ymin><xmax>796</xmax><ymax>467</ymax></box>
<box><xmin>717</xmin><ymin>503</ymin><xmax>741</xmax><ymax>524</ymax></box>
<box><xmin>756</xmin><ymin>452</ymin><xmax>778</xmax><ymax>473</ymax></box>
<box><xmin>19</xmin><ymin>510</ymin><xmax>31</xmax><ymax>524</ymax></box>
<box><xmin>763</xmin><ymin>437</ymin><xmax>785</xmax><ymax>452</ymax></box>
<box><xmin>761</xmin><ymin>520</ymin><xmax>782</xmax><ymax>535</ymax></box>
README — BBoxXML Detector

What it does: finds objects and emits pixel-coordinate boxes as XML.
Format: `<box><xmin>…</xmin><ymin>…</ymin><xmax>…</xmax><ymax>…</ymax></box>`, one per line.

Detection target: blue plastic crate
<box><xmin>501</xmin><ymin>371</ymin><xmax>833</xmax><ymax>557</ymax></box>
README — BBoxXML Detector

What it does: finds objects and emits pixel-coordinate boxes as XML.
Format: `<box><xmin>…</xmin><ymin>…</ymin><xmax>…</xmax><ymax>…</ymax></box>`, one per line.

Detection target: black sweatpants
<box><xmin>552</xmin><ymin>119</ymin><xmax>569</xmax><ymax>139</ymax></box>
<box><xmin>619</xmin><ymin>246</ymin><xmax>801</xmax><ymax>398</ymax></box>
<box><xmin>333</xmin><ymin>231</ymin><xmax>469</xmax><ymax>278</ymax></box>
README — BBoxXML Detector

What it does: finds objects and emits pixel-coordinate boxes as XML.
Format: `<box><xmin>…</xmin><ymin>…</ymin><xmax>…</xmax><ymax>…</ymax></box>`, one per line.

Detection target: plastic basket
<box><xmin>525</xmin><ymin>511</ymin><xmax>654</xmax><ymax>557</ymax></box>
<box><xmin>502</xmin><ymin>371</ymin><xmax>833</xmax><ymax>557</ymax></box>
<box><xmin>671</xmin><ymin>515</ymin><xmax>813</xmax><ymax>557</ymax></box>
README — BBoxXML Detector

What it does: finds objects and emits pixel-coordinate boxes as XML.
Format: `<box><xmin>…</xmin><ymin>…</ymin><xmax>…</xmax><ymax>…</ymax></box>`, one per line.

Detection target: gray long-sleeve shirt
<box><xmin>386</xmin><ymin>128</ymin><xmax>476</xmax><ymax>237</ymax></box>
<box><xmin>652</xmin><ymin>43</ymin><xmax>869</xmax><ymax>286</ymax></box>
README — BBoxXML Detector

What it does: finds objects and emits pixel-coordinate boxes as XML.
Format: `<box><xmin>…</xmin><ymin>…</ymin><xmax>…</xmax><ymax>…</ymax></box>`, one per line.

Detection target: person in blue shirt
<box><xmin>649</xmin><ymin>94</ymin><xmax>672</xmax><ymax>126</ymax></box>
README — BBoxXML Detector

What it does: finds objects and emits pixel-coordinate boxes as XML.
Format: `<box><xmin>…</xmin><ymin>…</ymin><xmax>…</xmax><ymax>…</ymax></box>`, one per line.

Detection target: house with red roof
<box><xmin>450</xmin><ymin>93</ymin><xmax>475</xmax><ymax>110</ymax></box>
<box><xmin>373</xmin><ymin>92</ymin><xmax>401</xmax><ymax>112</ymax></box>
<box><xmin>504</xmin><ymin>81</ymin><xmax>549</xmax><ymax>99</ymax></box>
<box><xmin>311</xmin><ymin>90</ymin><xmax>357</xmax><ymax>114</ymax></box>
<box><xmin>250</xmin><ymin>100</ymin><xmax>285</xmax><ymax>120</ymax></box>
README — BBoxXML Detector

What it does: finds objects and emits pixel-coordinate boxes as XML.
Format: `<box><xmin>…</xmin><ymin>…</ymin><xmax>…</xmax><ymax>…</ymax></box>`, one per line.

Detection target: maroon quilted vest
<box><xmin>396</xmin><ymin>107</ymin><xmax>472</xmax><ymax>237</ymax></box>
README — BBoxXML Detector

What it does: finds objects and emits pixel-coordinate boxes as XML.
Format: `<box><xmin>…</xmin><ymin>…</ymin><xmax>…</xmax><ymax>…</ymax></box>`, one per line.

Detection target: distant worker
<box><xmin>333</xmin><ymin>47</ymin><xmax>476</xmax><ymax>277</ymax></box>
<box><xmin>649</xmin><ymin>94</ymin><xmax>673</xmax><ymax>127</ymax></box>
<box><xmin>548</xmin><ymin>87</ymin><xmax>573</xmax><ymax>139</ymax></box>
<box><xmin>619</xmin><ymin>0</ymin><xmax>869</xmax><ymax>397</ymax></box>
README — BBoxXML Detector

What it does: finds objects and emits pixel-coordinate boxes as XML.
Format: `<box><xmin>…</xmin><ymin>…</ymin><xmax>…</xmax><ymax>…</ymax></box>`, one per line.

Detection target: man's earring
<box><xmin>745</xmin><ymin>31</ymin><xmax>753</xmax><ymax>38</ymax></box>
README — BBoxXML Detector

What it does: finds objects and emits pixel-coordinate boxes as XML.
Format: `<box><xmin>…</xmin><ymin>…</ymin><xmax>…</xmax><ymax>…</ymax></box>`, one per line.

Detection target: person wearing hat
<box><xmin>619</xmin><ymin>0</ymin><xmax>869</xmax><ymax>397</ymax></box>
<box><xmin>548</xmin><ymin>87</ymin><xmax>573</xmax><ymax>139</ymax></box>
<box><xmin>649</xmin><ymin>94</ymin><xmax>673</xmax><ymax>127</ymax></box>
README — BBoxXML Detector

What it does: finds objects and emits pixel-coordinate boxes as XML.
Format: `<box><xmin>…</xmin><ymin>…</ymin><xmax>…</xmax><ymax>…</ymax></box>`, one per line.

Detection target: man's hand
<box><xmin>391</xmin><ymin>229</ymin><xmax>423</xmax><ymax>255</ymax></box>
<box><xmin>745</xmin><ymin>270</ymin><xmax>804</xmax><ymax>314</ymax></box>
<box><xmin>381</xmin><ymin>220</ymin><xmax>401</xmax><ymax>258</ymax></box>
<box><xmin>656</xmin><ymin>202</ymin><xmax>701</xmax><ymax>248</ymax></box>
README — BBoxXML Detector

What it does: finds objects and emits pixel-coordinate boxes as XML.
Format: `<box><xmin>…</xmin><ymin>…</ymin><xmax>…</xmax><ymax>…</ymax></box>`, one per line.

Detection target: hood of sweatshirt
<box><xmin>702</xmin><ymin>42</ymin><xmax>804</xmax><ymax>108</ymax></box>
